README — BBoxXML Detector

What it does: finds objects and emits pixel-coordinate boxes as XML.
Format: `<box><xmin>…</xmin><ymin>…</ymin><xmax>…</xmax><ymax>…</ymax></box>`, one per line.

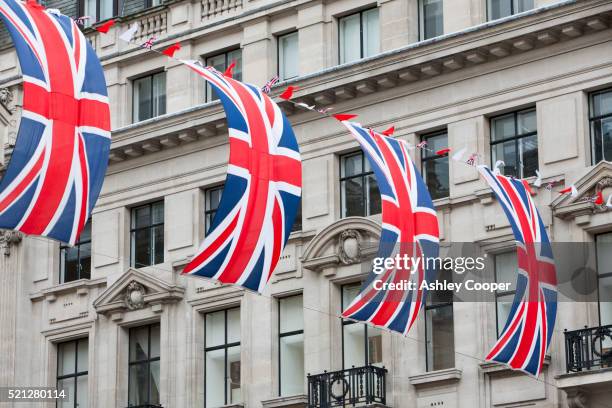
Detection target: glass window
<box><xmin>133</xmin><ymin>72</ymin><xmax>166</xmax><ymax>123</ymax></box>
<box><xmin>339</xmin><ymin>8</ymin><xmax>380</xmax><ymax>64</ymax></box>
<box><xmin>340</xmin><ymin>151</ymin><xmax>381</xmax><ymax>218</ymax></box>
<box><xmin>205</xmin><ymin>49</ymin><xmax>243</xmax><ymax>102</ymax></box>
<box><xmin>82</xmin><ymin>0</ymin><xmax>116</xmax><ymax>25</ymax></box>
<box><xmin>60</xmin><ymin>220</ymin><xmax>92</xmax><ymax>284</ymax></box>
<box><xmin>341</xmin><ymin>283</ymin><xmax>383</xmax><ymax>368</ymax></box>
<box><xmin>425</xmin><ymin>268</ymin><xmax>454</xmax><ymax>371</ymax></box>
<box><xmin>494</xmin><ymin>252</ymin><xmax>518</xmax><ymax>336</ymax></box>
<box><xmin>205</xmin><ymin>308</ymin><xmax>241</xmax><ymax>408</ymax></box>
<box><xmin>130</xmin><ymin>201</ymin><xmax>164</xmax><ymax>268</ymax></box>
<box><xmin>420</xmin><ymin>0</ymin><xmax>444</xmax><ymax>40</ymax></box>
<box><xmin>488</xmin><ymin>0</ymin><xmax>534</xmax><ymax>20</ymax></box>
<box><xmin>490</xmin><ymin>108</ymin><xmax>538</xmax><ymax>178</ymax></box>
<box><xmin>57</xmin><ymin>338</ymin><xmax>88</xmax><ymax>408</ymax></box>
<box><xmin>205</xmin><ymin>185</ymin><xmax>224</xmax><ymax>234</ymax></box>
<box><xmin>278</xmin><ymin>32</ymin><xmax>299</xmax><ymax>81</ymax></box>
<box><xmin>279</xmin><ymin>295</ymin><xmax>304</xmax><ymax>396</ymax></box>
<box><xmin>589</xmin><ymin>88</ymin><xmax>612</xmax><ymax>164</ymax></box>
<box><xmin>292</xmin><ymin>201</ymin><xmax>302</xmax><ymax>232</ymax></box>
<box><xmin>128</xmin><ymin>324</ymin><xmax>161</xmax><ymax>407</ymax></box>
<box><xmin>597</xmin><ymin>233</ymin><xmax>612</xmax><ymax>328</ymax></box>
<box><xmin>421</xmin><ymin>131</ymin><xmax>450</xmax><ymax>199</ymax></box>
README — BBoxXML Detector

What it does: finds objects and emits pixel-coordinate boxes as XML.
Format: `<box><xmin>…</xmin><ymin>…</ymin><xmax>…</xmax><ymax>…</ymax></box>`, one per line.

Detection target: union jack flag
<box><xmin>0</xmin><ymin>0</ymin><xmax>111</xmax><ymax>244</ymax></box>
<box><xmin>180</xmin><ymin>60</ymin><xmax>302</xmax><ymax>293</ymax></box>
<box><xmin>261</xmin><ymin>75</ymin><xmax>279</xmax><ymax>94</ymax></box>
<box><xmin>478</xmin><ymin>166</ymin><xmax>557</xmax><ymax>377</ymax></box>
<box><xmin>341</xmin><ymin>123</ymin><xmax>439</xmax><ymax>336</ymax></box>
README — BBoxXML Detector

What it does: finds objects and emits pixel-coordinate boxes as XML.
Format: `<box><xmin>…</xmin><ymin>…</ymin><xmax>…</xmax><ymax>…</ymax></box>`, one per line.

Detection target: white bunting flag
<box><xmin>119</xmin><ymin>23</ymin><xmax>139</xmax><ymax>43</ymax></box>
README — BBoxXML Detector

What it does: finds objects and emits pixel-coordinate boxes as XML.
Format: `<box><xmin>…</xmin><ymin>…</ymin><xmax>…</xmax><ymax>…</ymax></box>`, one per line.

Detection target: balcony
<box><xmin>307</xmin><ymin>365</ymin><xmax>387</xmax><ymax>408</ymax></box>
<box><xmin>565</xmin><ymin>324</ymin><xmax>612</xmax><ymax>372</ymax></box>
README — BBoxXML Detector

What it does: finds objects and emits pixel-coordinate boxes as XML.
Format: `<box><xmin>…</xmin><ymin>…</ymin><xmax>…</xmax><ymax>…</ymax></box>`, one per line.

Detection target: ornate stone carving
<box><xmin>591</xmin><ymin>177</ymin><xmax>612</xmax><ymax>213</ymax></box>
<box><xmin>125</xmin><ymin>281</ymin><xmax>146</xmax><ymax>310</ymax></box>
<box><xmin>338</xmin><ymin>229</ymin><xmax>361</xmax><ymax>265</ymax></box>
<box><xmin>0</xmin><ymin>230</ymin><xmax>22</xmax><ymax>256</ymax></box>
<box><xmin>565</xmin><ymin>387</ymin><xmax>588</xmax><ymax>408</ymax></box>
<box><xmin>0</xmin><ymin>88</ymin><xmax>14</xmax><ymax>112</ymax></box>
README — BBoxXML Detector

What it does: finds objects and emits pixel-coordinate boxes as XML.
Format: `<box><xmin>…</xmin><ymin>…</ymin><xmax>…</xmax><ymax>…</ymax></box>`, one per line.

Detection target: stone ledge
<box><xmin>29</xmin><ymin>277</ymin><xmax>107</xmax><ymax>302</ymax></box>
<box><xmin>409</xmin><ymin>368</ymin><xmax>462</xmax><ymax>388</ymax></box>
<box><xmin>261</xmin><ymin>394</ymin><xmax>307</xmax><ymax>408</ymax></box>
<box><xmin>479</xmin><ymin>355</ymin><xmax>550</xmax><ymax>376</ymax></box>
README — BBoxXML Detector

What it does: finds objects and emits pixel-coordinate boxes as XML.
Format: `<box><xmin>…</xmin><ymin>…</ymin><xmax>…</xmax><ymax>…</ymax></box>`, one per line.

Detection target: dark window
<box><xmin>279</xmin><ymin>295</ymin><xmax>304</xmax><ymax>396</ymax></box>
<box><xmin>128</xmin><ymin>323</ymin><xmax>161</xmax><ymax>407</ymax></box>
<box><xmin>292</xmin><ymin>201</ymin><xmax>302</xmax><ymax>232</ymax></box>
<box><xmin>340</xmin><ymin>151</ymin><xmax>381</xmax><ymax>218</ymax></box>
<box><xmin>278</xmin><ymin>31</ymin><xmax>299</xmax><ymax>80</ymax></box>
<box><xmin>339</xmin><ymin>8</ymin><xmax>380</xmax><ymax>64</ymax></box>
<box><xmin>589</xmin><ymin>88</ymin><xmax>612</xmax><ymax>164</ymax></box>
<box><xmin>57</xmin><ymin>338</ymin><xmax>88</xmax><ymax>408</ymax></box>
<box><xmin>60</xmin><ymin>220</ymin><xmax>92</xmax><ymax>283</ymax></box>
<box><xmin>596</xmin><ymin>233</ymin><xmax>612</xmax><ymax>328</ymax></box>
<box><xmin>341</xmin><ymin>283</ymin><xmax>383</xmax><ymax>368</ymax></box>
<box><xmin>133</xmin><ymin>72</ymin><xmax>166</xmax><ymax>123</ymax></box>
<box><xmin>425</xmin><ymin>268</ymin><xmax>455</xmax><ymax>371</ymax></box>
<box><xmin>130</xmin><ymin>201</ymin><xmax>164</xmax><ymax>268</ymax></box>
<box><xmin>420</xmin><ymin>0</ymin><xmax>444</xmax><ymax>40</ymax></box>
<box><xmin>488</xmin><ymin>0</ymin><xmax>534</xmax><ymax>20</ymax></box>
<box><xmin>79</xmin><ymin>0</ymin><xmax>117</xmax><ymax>24</ymax></box>
<box><xmin>421</xmin><ymin>131</ymin><xmax>450</xmax><ymax>200</ymax></box>
<box><xmin>205</xmin><ymin>308</ymin><xmax>241</xmax><ymax>408</ymax></box>
<box><xmin>494</xmin><ymin>252</ymin><xmax>517</xmax><ymax>337</ymax></box>
<box><xmin>490</xmin><ymin>108</ymin><xmax>538</xmax><ymax>178</ymax></box>
<box><xmin>205</xmin><ymin>185</ymin><xmax>224</xmax><ymax>234</ymax></box>
<box><xmin>205</xmin><ymin>49</ymin><xmax>243</xmax><ymax>102</ymax></box>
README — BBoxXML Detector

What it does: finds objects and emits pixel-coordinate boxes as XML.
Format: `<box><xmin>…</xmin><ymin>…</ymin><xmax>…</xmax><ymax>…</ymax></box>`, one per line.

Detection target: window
<box><xmin>128</xmin><ymin>324</ymin><xmax>161</xmax><ymax>407</ymax></box>
<box><xmin>278</xmin><ymin>32</ymin><xmax>299</xmax><ymax>80</ymax></box>
<box><xmin>340</xmin><ymin>151</ymin><xmax>381</xmax><ymax>218</ymax></box>
<box><xmin>597</xmin><ymin>233</ymin><xmax>612</xmax><ymax>327</ymax></box>
<box><xmin>133</xmin><ymin>72</ymin><xmax>166</xmax><ymax>123</ymax></box>
<box><xmin>494</xmin><ymin>252</ymin><xmax>517</xmax><ymax>336</ymax></box>
<box><xmin>57</xmin><ymin>338</ymin><xmax>88</xmax><ymax>408</ymax></box>
<box><xmin>341</xmin><ymin>283</ymin><xmax>383</xmax><ymax>368</ymax></box>
<box><xmin>292</xmin><ymin>201</ymin><xmax>302</xmax><ymax>232</ymax></box>
<box><xmin>490</xmin><ymin>108</ymin><xmax>538</xmax><ymax>178</ymax></box>
<box><xmin>339</xmin><ymin>8</ymin><xmax>380</xmax><ymax>64</ymax></box>
<box><xmin>421</xmin><ymin>131</ymin><xmax>450</xmax><ymax>199</ymax></box>
<box><xmin>488</xmin><ymin>0</ymin><xmax>534</xmax><ymax>20</ymax></box>
<box><xmin>589</xmin><ymin>88</ymin><xmax>612</xmax><ymax>164</ymax></box>
<box><xmin>205</xmin><ymin>185</ymin><xmax>224</xmax><ymax>234</ymax></box>
<box><xmin>130</xmin><ymin>201</ymin><xmax>164</xmax><ymax>268</ymax></box>
<box><xmin>279</xmin><ymin>295</ymin><xmax>304</xmax><ymax>396</ymax></box>
<box><xmin>420</xmin><ymin>0</ymin><xmax>444</xmax><ymax>40</ymax></box>
<box><xmin>205</xmin><ymin>308</ymin><xmax>241</xmax><ymax>408</ymax></box>
<box><xmin>425</xmin><ymin>268</ymin><xmax>454</xmax><ymax>371</ymax></box>
<box><xmin>80</xmin><ymin>0</ymin><xmax>117</xmax><ymax>25</ymax></box>
<box><xmin>60</xmin><ymin>220</ymin><xmax>91</xmax><ymax>283</ymax></box>
<box><xmin>205</xmin><ymin>50</ymin><xmax>243</xmax><ymax>102</ymax></box>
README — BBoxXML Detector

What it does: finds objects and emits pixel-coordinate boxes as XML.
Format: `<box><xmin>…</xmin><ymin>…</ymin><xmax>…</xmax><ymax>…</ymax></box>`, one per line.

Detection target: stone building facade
<box><xmin>1</xmin><ymin>0</ymin><xmax>612</xmax><ymax>407</ymax></box>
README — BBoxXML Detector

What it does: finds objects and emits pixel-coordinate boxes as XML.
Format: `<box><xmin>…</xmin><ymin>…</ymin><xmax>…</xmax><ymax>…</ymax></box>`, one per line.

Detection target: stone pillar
<box><xmin>165</xmin><ymin>42</ymin><xmax>198</xmax><ymax>114</ymax></box>
<box><xmin>241</xmin><ymin>17</ymin><xmax>273</xmax><ymax>86</ymax></box>
<box><xmin>297</xmin><ymin>1</ymin><xmax>330</xmax><ymax>75</ymax></box>
<box><xmin>448</xmin><ymin>116</ymin><xmax>486</xmax><ymax>197</ymax></box>
<box><xmin>379</xmin><ymin>0</ymin><xmax>416</xmax><ymax>51</ymax></box>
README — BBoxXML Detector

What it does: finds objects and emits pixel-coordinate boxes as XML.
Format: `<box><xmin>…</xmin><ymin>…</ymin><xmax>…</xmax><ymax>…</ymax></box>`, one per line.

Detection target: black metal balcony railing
<box><xmin>565</xmin><ymin>324</ymin><xmax>612</xmax><ymax>373</ymax></box>
<box><xmin>307</xmin><ymin>365</ymin><xmax>387</xmax><ymax>408</ymax></box>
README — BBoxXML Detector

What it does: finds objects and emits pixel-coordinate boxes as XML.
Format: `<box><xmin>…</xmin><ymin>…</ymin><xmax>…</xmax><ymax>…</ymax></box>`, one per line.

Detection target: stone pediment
<box><xmin>552</xmin><ymin>161</ymin><xmax>612</xmax><ymax>220</ymax></box>
<box><xmin>93</xmin><ymin>268</ymin><xmax>185</xmax><ymax>317</ymax></box>
<box><xmin>301</xmin><ymin>217</ymin><xmax>381</xmax><ymax>272</ymax></box>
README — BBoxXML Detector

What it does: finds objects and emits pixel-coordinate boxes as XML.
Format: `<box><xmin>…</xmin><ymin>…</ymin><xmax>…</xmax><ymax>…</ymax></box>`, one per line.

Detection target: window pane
<box><xmin>133</xmin><ymin>228</ymin><xmax>152</xmax><ymax>268</ymax></box>
<box><xmin>592</xmin><ymin>117</ymin><xmax>612</xmax><ymax>163</ymax></box>
<box><xmin>362</xmin><ymin>8</ymin><xmax>380</xmax><ymax>58</ymax></box>
<box><xmin>342</xmin><ymin>178</ymin><xmax>364</xmax><ymax>217</ymax></box>
<box><xmin>496</xmin><ymin>293</ymin><xmax>515</xmax><ymax>335</ymax></box>
<box><xmin>61</xmin><ymin>247</ymin><xmax>79</xmax><ymax>284</ymax></box>
<box><xmin>517</xmin><ymin>109</ymin><xmax>536</xmax><ymax>135</ymax></box>
<box><xmin>79</xmin><ymin>242</ymin><xmax>92</xmax><ymax>280</ymax></box>
<box><xmin>491</xmin><ymin>114</ymin><xmax>516</xmax><ymax>141</ymax></box>
<box><xmin>152</xmin><ymin>201</ymin><xmax>164</xmax><ymax>224</ymax></box>
<box><xmin>228</xmin><ymin>49</ymin><xmax>243</xmax><ymax>82</ymax></box>
<box><xmin>206</xmin><ymin>348</ymin><xmax>225</xmax><ymax>407</ymax></box>
<box><xmin>207</xmin><ymin>187</ymin><xmax>224</xmax><ymax>212</ymax></box>
<box><xmin>422</xmin><ymin>0</ymin><xmax>443</xmax><ymax>39</ymax></box>
<box><xmin>83</xmin><ymin>0</ymin><xmax>96</xmax><ymax>26</ymax></box>
<box><xmin>150</xmin><ymin>360</ymin><xmax>161</xmax><ymax>405</ymax></box>
<box><xmin>279</xmin><ymin>32</ymin><xmax>299</xmax><ymax>80</ymax></box>
<box><xmin>489</xmin><ymin>0</ymin><xmax>512</xmax><ymax>20</ymax></box>
<box><xmin>599</xmin><ymin>276</ymin><xmax>612</xmax><ymax>327</ymax></box>
<box><xmin>495</xmin><ymin>252</ymin><xmax>517</xmax><ymax>292</ymax></box>
<box><xmin>130</xmin><ymin>326</ymin><xmax>150</xmax><ymax>362</ymax></box>
<box><xmin>227</xmin><ymin>308</ymin><xmax>241</xmax><ymax>344</ymax></box>
<box><xmin>422</xmin><ymin>133</ymin><xmax>448</xmax><ymax>158</ymax></box>
<box><xmin>79</xmin><ymin>221</ymin><xmax>91</xmax><ymax>242</ymax></box>
<box><xmin>492</xmin><ymin>140</ymin><xmax>517</xmax><ymax>177</ymax></box>
<box><xmin>423</xmin><ymin>157</ymin><xmax>449</xmax><ymax>200</ymax></box>
<box><xmin>153</xmin><ymin>73</ymin><xmax>166</xmax><ymax>117</ymax></box>
<box><xmin>367</xmin><ymin>326</ymin><xmax>383</xmax><ymax>366</ymax></box>
<box><xmin>134</xmin><ymin>76</ymin><xmax>152</xmax><ymax>122</ymax></box>
<box><xmin>342</xmin><ymin>283</ymin><xmax>362</xmax><ymax>310</ymax></box>
<box><xmin>57</xmin><ymin>378</ymin><xmax>75</xmax><ymax>408</ymax></box>
<box><xmin>593</xmin><ymin>90</ymin><xmax>612</xmax><ymax>117</ymax></box>
<box><xmin>280</xmin><ymin>333</ymin><xmax>304</xmax><ymax>396</ymax></box>
<box><xmin>227</xmin><ymin>346</ymin><xmax>241</xmax><ymax>403</ymax></box>
<box><xmin>291</xmin><ymin>201</ymin><xmax>302</xmax><ymax>232</ymax></box>
<box><xmin>150</xmin><ymin>324</ymin><xmax>160</xmax><ymax>359</ymax></box>
<box><xmin>519</xmin><ymin>134</ymin><xmax>538</xmax><ymax>178</ymax></box>
<box><xmin>133</xmin><ymin>205</ymin><xmax>151</xmax><ymax>229</ymax></box>
<box><xmin>426</xmin><ymin>305</ymin><xmax>455</xmax><ymax>371</ymax></box>
<box><xmin>153</xmin><ymin>225</ymin><xmax>164</xmax><ymax>265</ymax></box>
<box><xmin>515</xmin><ymin>0</ymin><xmax>534</xmax><ymax>13</ymax></box>
<box><xmin>342</xmin><ymin>153</ymin><xmax>363</xmax><ymax>178</ymax></box>
<box><xmin>280</xmin><ymin>295</ymin><xmax>304</xmax><ymax>333</ymax></box>
<box><xmin>597</xmin><ymin>233</ymin><xmax>612</xmax><ymax>274</ymax></box>
<box><xmin>76</xmin><ymin>374</ymin><xmax>88</xmax><ymax>408</ymax></box>
<box><xmin>339</xmin><ymin>13</ymin><xmax>361</xmax><ymax>64</ymax></box>
<box><xmin>58</xmin><ymin>342</ymin><xmax>76</xmax><ymax>376</ymax></box>
<box><xmin>343</xmin><ymin>323</ymin><xmax>366</xmax><ymax>368</ymax></box>
<box><xmin>77</xmin><ymin>339</ymin><xmax>88</xmax><ymax>372</ymax></box>
<box><xmin>206</xmin><ymin>310</ymin><xmax>226</xmax><ymax>348</ymax></box>
<box><xmin>100</xmin><ymin>0</ymin><xmax>113</xmax><ymax>20</ymax></box>
<box><xmin>366</xmin><ymin>174</ymin><xmax>381</xmax><ymax>215</ymax></box>
<box><xmin>129</xmin><ymin>363</ymin><xmax>149</xmax><ymax>405</ymax></box>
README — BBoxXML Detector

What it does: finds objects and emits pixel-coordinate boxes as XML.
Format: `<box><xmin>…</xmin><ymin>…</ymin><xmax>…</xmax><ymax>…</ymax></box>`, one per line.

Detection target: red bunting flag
<box><xmin>381</xmin><ymin>126</ymin><xmax>395</xmax><ymax>136</ymax></box>
<box><xmin>279</xmin><ymin>86</ymin><xmax>298</xmax><ymax>100</ymax></box>
<box><xmin>559</xmin><ymin>185</ymin><xmax>578</xmax><ymax>197</ymax></box>
<box><xmin>333</xmin><ymin>113</ymin><xmax>358</xmax><ymax>121</ymax></box>
<box><xmin>224</xmin><ymin>61</ymin><xmax>236</xmax><ymax>78</ymax></box>
<box><xmin>595</xmin><ymin>190</ymin><xmax>604</xmax><ymax>205</ymax></box>
<box><xmin>436</xmin><ymin>148</ymin><xmax>451</xmax><ymax>156</ymax></box>
<box><xmin>162</xmin><ymin>42</ymin><xmax>181</xmax><ymax>57</ymax></box>
<box><xmin>96</xmin><ymin>19</ymin><xmax>115</xmax><ymax>34</ymax></box>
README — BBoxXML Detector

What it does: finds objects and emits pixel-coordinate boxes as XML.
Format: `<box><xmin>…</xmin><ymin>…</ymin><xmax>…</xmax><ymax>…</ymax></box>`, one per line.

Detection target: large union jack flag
<box><xmin>340</xmin><ymin>122</ymin><xmax>439</xmax><ymax>336</ymax></box>
<box><xmin>478</xmin><ymin>166</ymin><xmax>557</xmax><ymax>377</ymax></box>
<box><xmin>180</xmin><ymin>60</ymin><xmax>302</xmax><ymax>293</ymax></box>
<box><xmin>0</xmin><ymin>0</ymin><xmax>111</xmax><ymax>245</ymax></box>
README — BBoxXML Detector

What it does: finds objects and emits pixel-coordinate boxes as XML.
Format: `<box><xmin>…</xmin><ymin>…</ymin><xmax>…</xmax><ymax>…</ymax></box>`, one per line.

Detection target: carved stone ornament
<box><xmin>338</xmin><ymin>229</ymin><xmax>361</xmax><ymax>265</ymax></box>
<box><xmin>0</xmin><ymin>230</ymin><xmax>22</xmax><ymax>256</ymax></box>
<box><xmin>125</xmin><ymin>281</ymin><xmax>146</xmax><ymax>310</ymax></box>
<box><xmin>0</xmin><ymin>88</ymin><xmax>14</xmax><ymax>112</ymax></box>
<box><xmin>592</xmin><ymin>177</ymin><xmax>612</xmax><ymax>213</ymax></box>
